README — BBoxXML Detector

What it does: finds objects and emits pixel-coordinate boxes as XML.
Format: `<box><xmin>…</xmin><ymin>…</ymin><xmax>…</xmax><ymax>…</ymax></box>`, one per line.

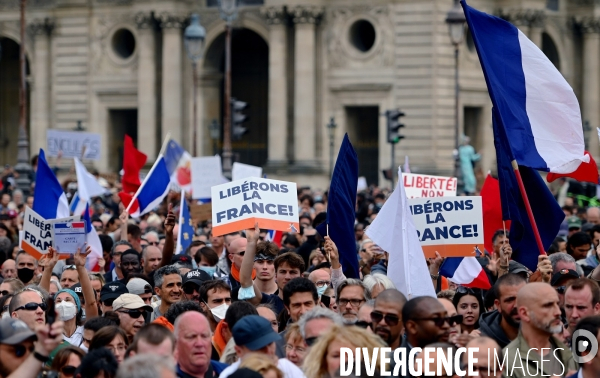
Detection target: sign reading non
<box><xmin>47</xmin><ymin>129</ymin><xmax>101</xmax><ymax>160</ymax></box>
<box><xmin>409</xmin><ymin>196</ymin><xmax>483</xmax><ymax>258</ymax></box>
<box><xmin>403</xmin><ymin>173</ymin><xmax>457</xmax><ymax>198</ymax></box>
<box><xmin>211</xmin><ymin>178</ymin><xmax>299</xmax><ymax>236</ymax></box>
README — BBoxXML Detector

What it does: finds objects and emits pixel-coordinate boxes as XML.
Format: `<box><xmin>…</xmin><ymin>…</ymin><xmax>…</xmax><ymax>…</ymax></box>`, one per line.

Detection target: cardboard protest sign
<box><xmin>232</xmin><ymin>163</ymin><xmax>263</xmax><ymax>181</ymax></box>
<box><xmin>408</xmin><ymin>196</ymin><xmax>483</xmax><ymax>258</ymax></box>
<box><xmin>211</xmin><ymin>178</ymin><xmax>299</xmax><ymax>236</ymax></box>
<box><xmin>191</xmin><ymin>156</ymin><xmax>224</xmax><ymax>199</ymax></box>
<box><xmin>47</xmin><ymin>129</ymin><xmax>101</xmax><ymax>160</ymax></box>
<box><xmin>21</xmin><ymin>207</ymin><xmax>81</xmax><ymax>259</ymax></box>
<box><xmin>52</xmin><ymin>221</ymin><xmax>86</xmax><ymax>254</ymax></box>
<box><xmin>403</xmin><ymin>173</ymin><xmax>457</xmax><ymax>198</ymax></box>
<box><xmin>190</xmin><ymin>203</ymin><xmax>213</xmax><ymax>223</ymax></box>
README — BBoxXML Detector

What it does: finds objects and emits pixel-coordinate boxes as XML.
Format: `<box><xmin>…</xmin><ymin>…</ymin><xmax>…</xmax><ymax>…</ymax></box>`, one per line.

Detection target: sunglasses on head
<box><xmin>413</xmin><ymin>314</ymin><xmax>464</xmax><ymax>327</ymax></box>
<box><xmin>15</xmin><ymin>302</ymin><xmax>47</xmax><ymax>312</ymax></box>
<box><xmin>118</xmin><ymin>309</ymin><xmax>144</xmax><ymax>319</ymax></box>
<box><xmin>13</xmin><ymin>344</ymin><xmax>34</xmax><ymax>358</ymax></box>
<box><xmin>61</xmin><ymin>365</ymin><xmax>77</xmax><ymax>375</ymax></box>
<box><xmin>456</xmin><ymin>286</ymin><xmax>476</xmax><ymax>295</ymax></box>
<box><xmin>370</xmin><ymin>311</ymin><xmax>400</xmax><ymax>326</ymax></box>
<box><xmin>62</xmin><ymin>265</ymin><xmax>77</xmax><ymax>272</ymax></box>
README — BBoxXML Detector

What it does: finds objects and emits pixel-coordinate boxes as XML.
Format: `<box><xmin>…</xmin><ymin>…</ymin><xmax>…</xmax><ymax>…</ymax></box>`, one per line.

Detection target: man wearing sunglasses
<box><xmin>0</xmin><ymin>317</ymin><xmax>64</xmax><ymax>378</ymax></box>
<box><xmin>402</xmin><ymin>296</ymin><xmax>451</xmax><ymax>354</ymax></box>
<box><xmin>371</xmin><ymin>289</ymin><xmax>407</xmax><ymax>349</ymax></box>
<box><xmin>9</xmin><ymin>289</ymin><xmax>46</xmax><ymax>331</ymax></box>
<box><xmin>113</xmin><ymin>293</ymin><xmax>152</xmax><ymax>342</ymax></box>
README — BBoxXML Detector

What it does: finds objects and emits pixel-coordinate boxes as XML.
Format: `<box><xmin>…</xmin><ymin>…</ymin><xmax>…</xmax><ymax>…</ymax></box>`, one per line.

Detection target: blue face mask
<box><xmin>317</xmin><ymin>285</ymin><xmax>328</xmax><ymax>297</ymax></box>
<box><xmin>200</xmin><ymin>266</ymin><xmax>217</xmax><ymax>277</ymax></box>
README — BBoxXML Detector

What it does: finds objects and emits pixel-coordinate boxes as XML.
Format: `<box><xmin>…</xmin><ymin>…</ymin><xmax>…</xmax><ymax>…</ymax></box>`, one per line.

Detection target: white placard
<box><xmin>21</xmin><ymin>207</ymin><xmax>81</xmax><ymax>259</ymax></box>
<box><xmin>47</xmin><ymin>129</ymin><xmax>101</xmax><ymax>160</ymax></box>
<box><xmin>191</xmin><ymin>156</ymin><xmax>224</xmax><ymax>199</ymax></box>
<box><xmin>403</xmin><ymin>173</ymin><xmax>457</xmax><ymax>199</ymax></box>
<box><xmin>211</xmin><ymin>177</ymin><xmax>298</xmax><ymax>236</ymax></box>
<box><xmin>357</xmin><ymin>177</ymin><xmax>368</xmax><ymax>191</ymax></box>
<box><xmin>232</xmin><ymin>163</ymin><xmax>263</xmax><ymax>181</ymax></box>
<box><xmin>408</xmin><ymin>196</ymin><xmax>483</xmax><ymax>258</ymax></box>
<box><xmin>52</xmin><ymin>221</ymin><xmax>87</xmax><ymax>254</ymax></box>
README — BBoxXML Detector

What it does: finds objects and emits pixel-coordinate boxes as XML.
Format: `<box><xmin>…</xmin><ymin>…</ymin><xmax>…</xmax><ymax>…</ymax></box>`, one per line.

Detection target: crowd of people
<box><xmin>2</xmin><ymin>175</ymin><xmax>600</xmax><ymax>378</ymax></box>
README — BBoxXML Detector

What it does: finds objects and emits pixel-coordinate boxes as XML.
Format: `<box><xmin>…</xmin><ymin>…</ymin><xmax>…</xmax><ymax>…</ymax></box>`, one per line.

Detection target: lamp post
<box><xmin>446</xmin><ymin>0</ymin><xmax>466</xmax><ymax>185</ymax></box>
<box><xmin>218</xmin><ymin>0</ymin><xmax>239</xmax><ymax>178</ymax></box>
<box><xmin>209</xmin><ymin>119</ymin><xmax>220</xmax><ymax>155</ymax></box>
<box><xmin>14</xmin><ymin>0</ymin><xmax>32</xmax><ymax>195</ymax></box>
<box><xmin>184</xmin><ymin>14</ymin><xmax>206</xmax><ymax>157</ymax></box>
<box><xmin>326</xmin><ymin>117</ymin><xmax>337</xmax><ymax>177</ymax></box>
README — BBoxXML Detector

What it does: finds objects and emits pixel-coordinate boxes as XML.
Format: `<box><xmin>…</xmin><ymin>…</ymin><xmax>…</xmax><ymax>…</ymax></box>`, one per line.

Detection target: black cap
<box><xmin>71</xmin><ymin>283</ymin><xmax>83</xmax><ymax>295</ymax></box>
<box><xmin>171</xmin><ymin>254</ymin><xmax>193</xmax><ymax>265</ymax></box>
<box><xmin>551</xmin><ymin>269</ymin><xmax>580</xmax><ymax>287</ymax></box>
<box><xmin>100</xmin><ymin>282</ymin><xmax>128</xmax><ymax>302</ymax></box>
<box><xmin>182</xmin><ymin>269</ymin><xmax>212</xmax><ymax>288</ymax></box>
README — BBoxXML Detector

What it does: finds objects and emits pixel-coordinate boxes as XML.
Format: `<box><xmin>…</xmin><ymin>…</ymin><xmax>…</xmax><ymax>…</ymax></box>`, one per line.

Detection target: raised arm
<box><xmin>160</xmin><ymin>203</ymin><xmax>176</xmax><ymax>268</ymax></box>
<box><xmin>73</xmin><ymin>245</ymin><xmax>98</xmax><ymax>318</ymax></box>
<box><xmin>325</xmin><ymin>236</ymin><xmax>346</xmax><ymax>293</ymax></box>
<box><xmin>239</xmin><ymin>223</ymin><xmax>262</xmax><ymax>305</ymax></box>
<box><xmin>39</xmin><ymin>247</ymin><xmax>60</xmax><ymax>292</ymax></box>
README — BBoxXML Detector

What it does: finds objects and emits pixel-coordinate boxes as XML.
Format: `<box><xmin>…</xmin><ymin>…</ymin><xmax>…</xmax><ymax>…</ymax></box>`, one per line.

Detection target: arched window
<box><xmin>542</xmin><ymin>33</ymin><xmax>560</xmax><ymax>71</ymax></box>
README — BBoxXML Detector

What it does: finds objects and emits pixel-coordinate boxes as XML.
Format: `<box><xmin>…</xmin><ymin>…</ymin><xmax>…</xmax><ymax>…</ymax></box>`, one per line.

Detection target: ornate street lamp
<box><xmin>184</xmin><ymin>14</ymin><xmax>206</xmax><ymax>157</ymax></box>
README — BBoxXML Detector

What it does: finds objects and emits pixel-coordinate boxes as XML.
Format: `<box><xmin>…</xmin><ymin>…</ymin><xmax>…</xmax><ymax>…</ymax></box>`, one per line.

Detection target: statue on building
<box><xmin>459</xmin><ymin>135</ymin><xmax>481</xmax><ymax>195</ymax></box>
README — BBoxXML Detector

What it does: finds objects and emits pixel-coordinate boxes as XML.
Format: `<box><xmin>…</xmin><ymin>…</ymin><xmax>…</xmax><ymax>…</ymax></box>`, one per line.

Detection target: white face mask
<box><xmin>208</xmin><ymin>303</ymin><xmax>229</xmax><ymax>322</ymax></box>
<box><xmin>1</xmin><ymin>312</ymin><xmax>9</xmax><ymax>319</ymax></box>
<box><xmin>56</xmin><ymin>301</ymin><xmax>78</xmax><ymax>321</ymax></box>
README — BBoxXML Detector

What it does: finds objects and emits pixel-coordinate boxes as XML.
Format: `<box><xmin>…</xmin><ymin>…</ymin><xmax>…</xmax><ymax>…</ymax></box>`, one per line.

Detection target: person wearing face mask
<box><xmin>308</xmin><ymin>269</ymin><xmax>331</xmax><ymax>300</ymax></box>
<box><xmin>199</xmin><ymin>280</ymin><xmax>232</xmax><ymax>332</ymax></box>
<box><xmin>54</xmin><ymin>288</ymin><xmax>84</xmax><ymax>346</ymax></box>
<box><xmin>195</xmin><ymin>246</ymin><xmax>230</xmax><ymax>281</ymax></box>
<box><xmin>15</xmin><ymin>251</ymin><xmax>38</xmax><ymax>285</ymax></box>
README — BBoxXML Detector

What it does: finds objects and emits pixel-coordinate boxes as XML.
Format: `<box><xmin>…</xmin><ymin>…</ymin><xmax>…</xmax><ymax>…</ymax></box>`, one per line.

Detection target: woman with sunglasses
<box><xmin>453</xmin><ymin>287</ymin><xmax>485</xmax><ymax>335</ymax></box>
<box><xmin>50</xmin><ymin>345</ymin><xmax>85</xmax><ymax>378</ymax></box>
<box><xmin>89</xmin><ymin>325</ymin><xmax>129</xmax><ymax>364</ymax></box>
<box><xmin>40</xmin><ymin>246</ymin><xmax>99</xmax><ymax>346</ymax></box>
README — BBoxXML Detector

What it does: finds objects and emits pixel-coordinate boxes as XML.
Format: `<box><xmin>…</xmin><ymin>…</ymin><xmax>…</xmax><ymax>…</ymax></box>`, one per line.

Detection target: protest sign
<box><xmin>21</xmin><ymin>207</ymin><xmax>81</xmax><ymax>259</ymax></box>
<box><xmin>211</xmin><ymin>178</ymin><xmax>299</xmax><ymax>236</ymax></box>
<box><xmin>408</xmin><ymin>196</ymin><xmax>483</xmax><ymax>258</ymax></box>
<box><xmin>190</xmin><ymin>203</ymin><xmax>213</xmax><ymax>223</ymax></box>
<box><xmin>357</xmin><ymin>177</ymin><xmax>368</xmax><ymax>191</ymax></box>
<box><xmin>52</xmin><ymin>221</ymin><xmax>87</xmax><ymax>254</ymax></box>
<box><xmin>191</xmin><ymin>156</ymin><xmax>224</xmax><ymax>199</ymax></box>
<box><xmin>47</xmin><ymin>129</ymin><xmax>101</xmax><ymax>160</ymax></box>
<box><xmin>232</xmin><ymin>163</ymin><xmax>263</xmax><ymax>181</ymax></box>
<box><xmin>403</xmin><ymin>173</ymin><xmax>457</xmax><ymax>198</ymax></box>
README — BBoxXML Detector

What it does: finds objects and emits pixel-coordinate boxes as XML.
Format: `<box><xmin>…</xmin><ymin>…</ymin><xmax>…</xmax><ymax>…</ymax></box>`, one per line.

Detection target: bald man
<box><xmin>465</xmin><ymin>337</ymin><xmax>503</xmax><ymax>378</ymax></box>
<box><xmin>228</xmin><ymin>237</ymin><xmax>247</xmax><ymax>292</ymax></box>
<box><xmin>372</xmin><ymin>289</ymin><xmax>407</xmax><ymax>349</ymax></box>
<box><xmin>308</xmin><ymin>269</ymin><xmax>331</xmax><ymax>300</ymax></box>
<box><xmin>1</xmin><ymin>259</ymin><xmax>16</xmax><ymax>279</ymax></box>
<box><xmin>587</xmin><ymin>207</ymin><xmax>600</xmax><ymax>226</ymax></box>
<box><xmin>502</xmin><ymin>283</ymin><xmax>577</xmax><ymax>378</ymax></box>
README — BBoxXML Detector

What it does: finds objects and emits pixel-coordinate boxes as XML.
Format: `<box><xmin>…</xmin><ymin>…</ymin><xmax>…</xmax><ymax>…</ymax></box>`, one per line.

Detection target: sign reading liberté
<box><xmin>47</xmin><ymin>129</ymin><xmax>101</xmax><ymax>160</ymax></box>
<box><xmin>211</xmin><ymin>177</ymin><xmax>299</xmax><ymax>237</ymax></box>
<box><xmin>408</xmin><ymin>196</ymin><xmax>483</xmax><ymax>258</ymax></box>
<box><xmin>21</xmin><ymin>207</ymin><xmax>81</xmax><ymax>259</ymax></box>
<box><xmin>403</xmin><ymin>173</ymin><xmax>457</xmax><ymax>198</ymax></box>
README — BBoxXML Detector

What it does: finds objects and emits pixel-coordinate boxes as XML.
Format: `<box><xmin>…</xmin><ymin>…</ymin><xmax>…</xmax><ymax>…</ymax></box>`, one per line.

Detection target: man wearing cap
<box><xmin>551</xmin><ymin>268</ymin><xmax>580</xmax><ymax>308</ymax></box>
<box><xmin>567</xmin><ymin>216</ymin><xmax>582</xmax><ymax>237</ymax></box>
<box><xmin>182</xmin><ymin>269</ymin><xmax>212</xmax><ymax>303</ymax></box>
<box><xmin>127</xmin><ymin>278</ymin><xmax>154</xmax><ymax>305</ymax></box>
<box><xmin>100</xmin><ymin>281</ymin><xmax>128</xmax><ymax>314</ymax></box>
<box><xmin>113</xmin><ymin>293</ymin><xmax>152</xmax><ymax>342</ymax></box>
<box><xmin>0</xmin><ymin>317</ymin><xmax>64</xmax><ymax>378</ymax></box>
<box><xmin>219</xmin><ymin>315</ymin><xmax>304</xmax><ymax>378</ymax></box>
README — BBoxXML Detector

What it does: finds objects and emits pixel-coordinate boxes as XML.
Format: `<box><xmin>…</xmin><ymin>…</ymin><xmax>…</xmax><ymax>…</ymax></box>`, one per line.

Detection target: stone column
<box><xmin>263</xmin><ymin>6</ymin><xmax>288</xmax><ymax>171</ymax></box>
<box><xmin>29</xmin><ymin>19</ymin><xmax>53</xmax><ymax>153</ymax></box>
<box><xmin>159</xmin><ymin>14</ymin><xmax>185</xmax><ymax>146</ymax></box>
<box><xmin>135</xmin><ymin>13</ymin><xmax>158</xmax><ymax>159</ymax></box>
<box><xmin>528</xmin><ymin>11</ymin><xmax>545</xmax><ymax>48</ymax></box>
<box><xmin>291</xmin><ymin>6</ymin><xmax>323</xmax><ymax>171</ymax></box>
<box><xmin>582</xmin><ymin>19</ymin><xmax>600</xmax><ymax>161</ymax></box>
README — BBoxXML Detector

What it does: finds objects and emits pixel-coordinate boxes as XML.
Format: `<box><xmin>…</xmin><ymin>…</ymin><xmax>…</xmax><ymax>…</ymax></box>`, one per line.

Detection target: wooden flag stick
<box><xmin>511</xmin><ymin>160</ymin><xmax>546</xmax><ymax>255</ymax></box>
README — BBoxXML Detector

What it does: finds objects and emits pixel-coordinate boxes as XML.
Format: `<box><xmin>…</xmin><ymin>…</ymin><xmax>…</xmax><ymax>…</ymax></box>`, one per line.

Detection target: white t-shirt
<box><xmin>64</xmin><ymin>325</ymin><xmax>84</xmax><ymax>347</ymax></box>
<box><xmin>219</xmin><ymin>358</ymin><xmax>305</xmax><ymax>378</ymax></box>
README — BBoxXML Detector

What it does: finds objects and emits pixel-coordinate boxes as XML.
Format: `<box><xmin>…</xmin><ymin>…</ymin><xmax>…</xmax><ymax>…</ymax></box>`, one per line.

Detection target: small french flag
<box><xmin>439</xmin><ymin>256</ymin><xmax>491</xmax><ymax>290</ymax></box>
<box><xmin>265</xmin><ymin>230</ymin><xmax>283</xmax><ymax>248</ymax></box>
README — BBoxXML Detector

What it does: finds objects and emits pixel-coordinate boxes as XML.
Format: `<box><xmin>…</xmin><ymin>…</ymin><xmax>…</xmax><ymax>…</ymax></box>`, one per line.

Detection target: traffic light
<box><xmin>386</xmin><ymin>109</ymin><xmax>405</xmax><ymax>144</ymax></box>
<box><xmin>231</xmin><ymin>98</ymin><xmax>248</xmax><ymax>140</ymax></box>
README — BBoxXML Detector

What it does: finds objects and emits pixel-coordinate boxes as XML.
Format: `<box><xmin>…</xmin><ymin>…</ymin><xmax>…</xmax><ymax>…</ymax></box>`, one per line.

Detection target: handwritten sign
<box><xmin>409</xmin><ymin>196</ymin><xmax>483</xmax><ymax>258</ymax></box>
<box><xmin>211</xmin><ymin>178</ymin><xmax>299</xmax><ymax>236</ymax></box>
<box><xmin>403</xmin><ymin>173</ymin><xmax>457</xmax><ymax>199</ymax></box>
<box><xmin>191</xmin><ymin>156</ymin><xmax>224</xmax><ymax>199</ymax></box>
<box><xmin>47</xmin><ymin>129</ymin><xmax>101</xmax><ymax>160</ymax></box>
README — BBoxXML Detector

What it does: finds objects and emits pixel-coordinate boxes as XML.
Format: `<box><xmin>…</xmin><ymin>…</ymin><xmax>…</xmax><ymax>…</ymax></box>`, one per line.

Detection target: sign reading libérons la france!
<box><xmin>403</xmin><ymin>173</ymin><xmax>457</xmax><ymax>198</ymax></box>
<box><xmin>211</xmin><ymin>178</ymin><xmax>299</xmax><ymax>237</ymax></box>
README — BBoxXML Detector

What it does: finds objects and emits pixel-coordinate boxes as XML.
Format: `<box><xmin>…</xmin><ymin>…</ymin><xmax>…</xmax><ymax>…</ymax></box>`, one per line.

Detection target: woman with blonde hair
<box><xmin>240</xmin><ymin>353</ymin><xmax>284</xmax><ymax>378</ymax></box>
<box><xmin>303</xmin><ymin>325</ymin><xmax>386</xmax><ymax>378</ymax></box>
<box><xmin>283</xmin><ymin>323</ymin><xmax>307</xmax><ymax>367</ymax></box>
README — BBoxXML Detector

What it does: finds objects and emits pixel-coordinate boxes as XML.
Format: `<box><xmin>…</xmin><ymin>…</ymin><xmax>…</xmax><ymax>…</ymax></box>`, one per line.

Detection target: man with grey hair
<box><xmin>548</xmin><ymin>252</ymin><xmax>584</xmax><ymax>277</ymax></box>
<box><xmin>117</xmin><ymin>354</ymin><xmax>175</xmax><ymax>378</ymax></box>
<box><xmin>297</xmin><ymin>307</ymin><xmax>343</xmax><ymax>349</ymax></box>
<box><xmin>336</xmin><ymin>278</ymin><xmax>371</xmax><ymax>323</ymax></box>
<box><xmin>143</xmin><ymin>231</ymin><xmax>160</xmax><ymax>247</ymax></box>
<box><xmin>151</xmin><ymin>265</ymin><xmax>182</xmax><ymax>321</ymax></box>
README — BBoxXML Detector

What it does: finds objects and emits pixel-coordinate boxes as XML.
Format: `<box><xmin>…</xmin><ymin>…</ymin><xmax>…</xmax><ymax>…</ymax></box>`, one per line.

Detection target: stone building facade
<box><xmin>0</xmin><ymin>0</ymin><xmax>597</xmax><ymax>188</ymax></box>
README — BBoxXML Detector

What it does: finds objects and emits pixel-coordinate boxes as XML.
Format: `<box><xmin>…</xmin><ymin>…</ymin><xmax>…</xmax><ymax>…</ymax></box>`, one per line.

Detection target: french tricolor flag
<box><xmin>265</xmin><ymin>230</ymin><xmax>283</xmax><ymax>248</ymax></box>
<box><xmin>439</xmin><ymin>256</ymin><xmax>491</xmax><ymax>290</ymax></box>
<box><xmin>126</xmin><ymin>155</ymin><xmax>171</xmax><ymax>217</ymax></box>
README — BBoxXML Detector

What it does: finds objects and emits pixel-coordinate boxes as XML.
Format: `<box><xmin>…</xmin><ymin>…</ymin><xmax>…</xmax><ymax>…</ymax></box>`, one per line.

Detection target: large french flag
<box><xmin>439</xmin><ymin>256</ymin><xmax>491</xmax><ymax>290</ymax></box>
<box><xmin>462</xmin><ymin>1</ymin><xmax>589</xmax><ymax>175</ymax></box>
<box><xmin>33</xmin><ymin>149</ymin><xmax>70</xmax><ymax>219</ymax></box>
<box><xmin>126</xmin><ymin>155</ymin><xmax>171</xmax><ymax>217</ymax></box>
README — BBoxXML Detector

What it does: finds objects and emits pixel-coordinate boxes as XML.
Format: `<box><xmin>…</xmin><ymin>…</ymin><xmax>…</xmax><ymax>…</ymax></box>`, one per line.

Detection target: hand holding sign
<box><xmin>73</xmin><ymin>244</ymin><xmax>90</xmax><ymax>268</ymax></box>
<box><xmin>39</xmin><ymin>247</ymin><xmax>60</xmax><ymax>269</ymax></box>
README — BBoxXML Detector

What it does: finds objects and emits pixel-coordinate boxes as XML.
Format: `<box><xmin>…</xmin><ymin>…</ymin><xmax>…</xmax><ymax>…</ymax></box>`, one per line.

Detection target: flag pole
<box><xmin>511</xmin><ymin>160</ymin><xmax>546</xmax><ymax>255</ymax></box>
